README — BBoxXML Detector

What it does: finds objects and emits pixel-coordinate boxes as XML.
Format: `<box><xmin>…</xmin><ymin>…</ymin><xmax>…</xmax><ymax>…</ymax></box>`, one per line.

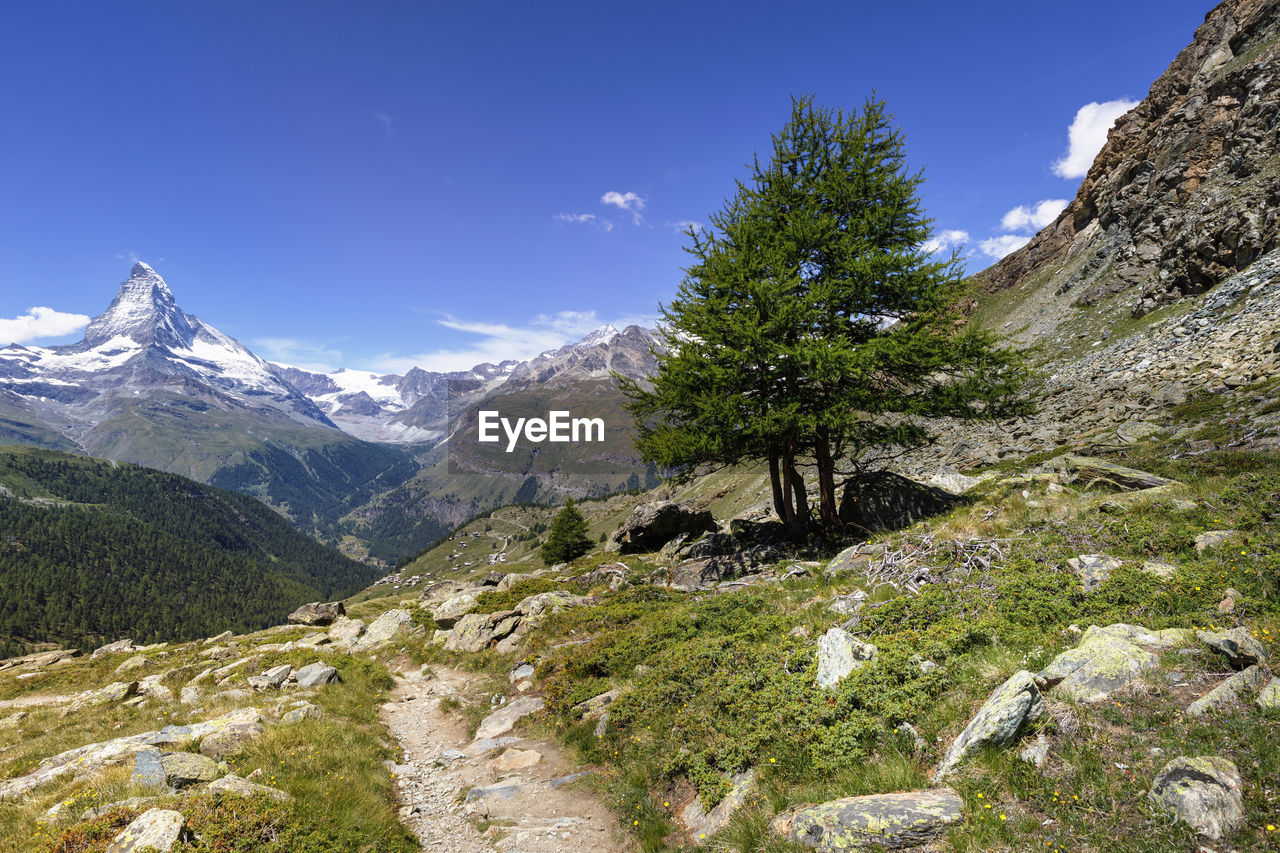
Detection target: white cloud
<box><xmin>253</xmin><ymin>337</ymin><xmax>346</xmax><ymax>373</ymax></box>
<box><xmin>0</xmin><ymin>307</ymin><xmax>91</xmax><ymax>345</ymax></box>
<box><xmin>1001</xmin><ymin>199</ymin><xmax>1069</xmax><ymax>232</ymax></box>
<box><xmin>665</xmin><ymin>220</ymin><xmax>703</xmax><ymax>235</ymax></box>
<box><xmin>1052</xmin><ymin>99</ymin><xmax>1138</xmax><ymax>179</ymax></box>
<box><xmin>978</xmin><ymin>234</ymin><xmax>1032</xmax><ymax>260</ymax></box>
<box><xmin>602</xmin><ymin>220</ymin><xmax>615</xmax><ymax>232</ymax></box>
<box><xmin>601</xmin><ymin>191</ymin><xmax>645</xmax><ymax>211</ymax></box>
<box><xmin>921</xmin><ymin>229</ymin><xmax>969</xmax><ymax>254</ymax></box>
<box><xmin>366</xmin><ymin>309</ymin><xmax>658</xmax><ymax>374</ymax></box>
<box><xmin>554</xmin><ymin>212</ymin><xmax>596</xmax><ymax>224</ymax></box>
<box><xmin>371</xmin><ymin>111</ymin><xmax>393</xmax><ymax>139</ymax></box>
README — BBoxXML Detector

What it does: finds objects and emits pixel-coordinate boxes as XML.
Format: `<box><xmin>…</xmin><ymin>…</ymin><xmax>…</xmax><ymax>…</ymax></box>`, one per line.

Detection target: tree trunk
<box><xmin>785</xmin><ymin>445</ymin><xmax>809</xmax><ymax>536</ymax></box>
<box><xmin>768</xmin><ymin>451</ymin><xmax>790</xmax><ymax>524</ymax></box>
<box><xmin>815</xmin><ymin>427</ymin><xmax>841</xmax><ymax>531</ymax></box>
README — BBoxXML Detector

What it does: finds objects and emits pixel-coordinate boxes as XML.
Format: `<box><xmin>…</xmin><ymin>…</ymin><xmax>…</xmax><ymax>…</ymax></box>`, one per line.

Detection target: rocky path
<box><xmin>381</xmin><ymin>665</ymin><xmax>631</xmax><ymax>853</ymax></box>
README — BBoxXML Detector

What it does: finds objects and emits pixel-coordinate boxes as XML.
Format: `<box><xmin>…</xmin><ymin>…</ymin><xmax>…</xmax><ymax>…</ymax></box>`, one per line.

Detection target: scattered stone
<box><xmin>353</xmin><ymin>609</ymin><xmax>422</xmax><ymax>650</ymax></box>
<box><xmin>294</xmin><ymin>662</ymin><xmax>340</xmax><ymax>688</ymax></box>
<box><xmin>1216</xmin><ymin>588</ymin><xmax>1242</xmax><ymax>614</ymax></box>
<box><xmin>679</xmin><ymin>769</ymin><xmax>757</xmax><ymax>842</ymax></box>
<box><xmin>1067</xmin><ymin>554</ymin><xmax>1122</xmax><ymax>592</ymax></box>
<box><xmin>770</xmin><ymin>788</ymin><xmax>963</xmax><ymax>851</ymax></box>
<box><xmin>515</xmin><ymin>590</ymin><xmax>590</xmax><ymax>618</ymax></box>
<box><xmin>1256</xmin><ymin>677</ymin><xmax>1280</xmax><ymax>710</ymax></box>
<box><xmin>1187</xmin><ymin>666</ymin><xmax>1269</xmax><ymax>716</ymax></box>
<box><xmin>327</xmin><ymin>618</ymin><xmax>366</xmax><ymax>648</ymax></box>
<box><xmin>1141</xmin><ymin>561</ymin><xmax>1178</xmax><ymax>579</ymax></box>
<box><xmin>509</xmin><ymin>662</ymin><xmax>535</xmax><ymax>683</ymax></box>
<box><xmin>924</xmin><ymin>466</ymin><xmax>983</xmax><ymax>495</ymax></box>
<box><xmin>1018</xmin><ymin>732</ymin><xmax>1051</xmax><ymax>768</ymax></box>
<box><xmin>1149</xmin><ymin>756</ymin><xmax>1244</xmax><ymax>840</ymax></box>
<box><xmin>548</xmin><ymin>769</ymin><xmax>598</xmax><ymax>789</ymax></box>
<box><xmin>815</xmin><ymin>627</ymin><xmax>876</xmax><ymax>689</ymax></box>
<box><xmin>608</xmin><ymin>500</ymin><xmax>717</xmax><ymax>553</ymax></box>
<box><xmin>197</xmin><ymin>709</ymin><xmax>265</xmax><ymax>758</ymax></box>
<box><xmin>936</xmin><ymin>670</ymin><xmax>1045</xmax><ymax>780</ymax></box>
<box><xmin>1054</xmin><ymin>455</ymin><xmax>1177</xmax><ymax>492</ymax></box>
<box><xmin>114</xmin><ymin>655</ymin><xmax>153</xmax><ymax>675</ymax></box>
<box><xmin>838</xmin><ymin>471</ymin><xmax>962</xmax><ymax>533</ymax></box>
<box><xmin>490</xmin><ymin>748</ymin><xmax>542</xmax><ymax>771</ymax></box>
<box><xmin>1195</xmin><ymin>530</ymin><xmax>1242</xmax><ymax>552</ymax></box>
<box><xmin>133</xmin><ymin>749</ymin><xmax>220</xmax><ymax>790</ymax></box>
<box><xmin>1036</xmin><ymin>624</ymin><xmax>1181</xmax><ymax>703</ymax></box>
<box><xmin>92</xmin><ymin>639</ymin><xmax>136</xmax><ymax>660</ymax></box>
<box><xmin>105</xmin><ymin>807</ymin><xmax>185</xmax><ymax>852</ymax></box>
<box><xmin>431</xmin><ymin>594</ymin><xmax>479</xmax><ymax>628</ymax></box>
<box><xmin>465</xmin><ymin>781</ymin><xmax>524</xmax><ymax>802</ymax></box>
<box><xmin>64</xmin><ymin>680</ymin><xmax>140</xmax><ymax>715</ymax></box>
<box><xmin>896</xmin><ymin>722</ymin><xmax>928</xmax><ymax>753</ymax></box>
<box><xmin>474</xmin><ymin>696</ymin><xmax>545</xmax><ymax>740</ymax></box>
<box><xmin>287</xmin><ymin>601</ymin><xmax>346</xmax><ymax>626</ymax></box>
<box><xmin>208</xmin><ymin>773</ymin><xmax>292</xmax><ymax>801</ymax></box>
<box><xmin>248</xmin><ymin>664</ymin><xmax>293</xmax><ymax>690</ymax></box>
<box><xmin>203</xmin><ymin>631</ymin><xmax>234</xmax><ymax>645</ymax></box>
<box><xmin>281</xmin><ymin>702</ymin><xmax>322</xmax><ymax>724</ymax></box>
<box><xmin>446</xmin><ymin>609</ymin><xmax>521</xmax><ymax>653</ymax></box>
<box><xmin>1197</xmin><ymin>627</ymin><xmax>1266</xmax><ymax>669</ymax></box>
<box><xmin>827</xmin><ymin>590</ymin><xmax>867</xmax><ymax>615</ymax></box>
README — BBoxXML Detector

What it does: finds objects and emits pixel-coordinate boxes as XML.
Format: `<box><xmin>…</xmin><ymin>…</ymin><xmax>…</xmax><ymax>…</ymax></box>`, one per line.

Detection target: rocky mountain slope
<box><xmin>974</xmin><ymin>0</ymin><xmax>1280</xmax><ymax>330</ymax></box>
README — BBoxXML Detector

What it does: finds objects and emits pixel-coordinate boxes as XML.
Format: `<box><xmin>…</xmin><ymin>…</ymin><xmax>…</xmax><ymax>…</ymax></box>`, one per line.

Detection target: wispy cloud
<box><xmin>1052</xmin><ymin>99</ymin><xmax>1137</xmax><ymax>179</ymax></box>
<box><xmin>372</xmin><ymin>111</ymin><xmax>393</xmax><ymax>139</ymax></box>
<box><xmin>367</xmin><ymin>309</ymin><xmax>658</xmax><ymax>374</ymax></box>
<box><xmin>921</xmin><ymin>229</ymin><xmax>969</xmax><ymax>255</ymax></box>
<box><xmin>0</xmin><ymin>307</ymin><xmax>91</xmax><ymax>345</ymax></box>
<box><xmin>253</xmin><ymin>337</ymin><xmax>347</xmax><ymax>373</ymax></box>
<box><xmin>978</xmin><ymin>234</ymin><xmax>1033</xmax><ymax>260</ymax></box>
<box><xmin>554</xmin><ymin>213</ymin><xmax>597</xmax><ymax>224</ymax></box>
<box><xmin>665</xmin><ymin>220</ymin><xmax>703</xmax><ymax>235</ymax></box>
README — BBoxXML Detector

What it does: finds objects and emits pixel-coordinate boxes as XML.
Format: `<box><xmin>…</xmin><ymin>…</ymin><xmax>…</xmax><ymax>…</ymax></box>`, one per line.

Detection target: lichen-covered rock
<box><xmin>1149</xmin><ymin>756</ymin><xmax>1244</xmax><ymax>840</ymax></box>
<box><xmin>679</xmin><ymin>769</ymin><xmax>757</xmax><ymax>842</ymax></box>
<box><xmin>1036</xmin><ymin>624</ymin><xmax>1170</xmax><ymax>702</ymax></box>
<box><xmin>294</xmin><ymin>662</ymin><xmax>339</xmax><ymax>688</ymax></box>
<box><xmin>445</xmin><ymin>610</ymin><xmax>521</xmax><ymax>653</ymax></box>
<box><xmin>1197</xmin><ymin>626</ymin><xmax>1266</xmax><ymax>669</ymax></box>
<box><xmin>474</xmin><ymin>696</ymin><xmax>545</xmax><ymax>740</ymax></box>
<box><xmin>196</xmin><ymin>708</ymin><xmax>265</xmax><ymax>758</ymax></box>
<box><xmin>1257</xmin><ymin>676</ymin><xmax>1280</xmax><ymax>710</ymax></box>
<box><xmin>209</xmin><ymin>773</ymin><xmax>291</xmax><ymax>801</ymax></box>
<box><xmin>515</xmin><ymin>590</ymin><xmax>589</xmax><ymax>618</ymax></box>
<box><xmin>281</xmin><ymin>702</ymin><xmax>322</xmax><ymax>724</ymax></box>
<box><xmin>105</xmin><ymin>807</ymin><xmax>185</xmax><ymax>852</ymax></box>
<box><xmin>287</xmin><ymin>601</ymin><xmax>345</xmax><ymax>626</ymax></box>
<box><xmin>353</xmin><ymin>609</ymin><xmax>421</xmax><ymax>650</ymax></box>
<box><xmin>815</xmin><ymin>627</ymin><xmax>877</xmax><ymax>689</ymax></box>
<box><xmin>133</xmin><ymin>750</ymin><xmax>220</xmax><ymax>790</ymax></box>
<box><xmin>327</xmin><ymin>618</ymin><xmax>366</xmax><ymax>648</ymax></box>
<box><xmin>936</xmin><ymin>670</ymin><xmax>1044</xmax><ymax>780</ymax></box>
<box><xmin>64</xmin><ymin>680</ymin><xmax>140</xmax><ymax>715</ymax></box>
<box><xmin>248</xmin><ymin>664</ymin><xmax>293</xmax><ymax>691</ymax></box>
<box><xmin>1187</xmin><ymin>665</ymin><xmax>1269</xmax><ymax>716</ymax></box>
<box><xmin>770</xmin><ymin>788</ymin><xmax>963</xmax><ymax>851</ymax></box>
<box><xmin>1053</xmin><ymin>456</ymin><xmax>1177</xmax><ymax>492</ymax></box>
<box><xmin>431</xmin><ymin>594</ymin><xmax>479</xmax><ymax>628</ymax></box>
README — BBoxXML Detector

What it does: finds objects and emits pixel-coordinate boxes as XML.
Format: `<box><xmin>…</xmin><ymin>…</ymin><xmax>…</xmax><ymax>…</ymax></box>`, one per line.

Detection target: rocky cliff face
<box><xmin>976</xmin><ymin>0</ymin><xmax>1280</xmax><ymax>322</ymax></box>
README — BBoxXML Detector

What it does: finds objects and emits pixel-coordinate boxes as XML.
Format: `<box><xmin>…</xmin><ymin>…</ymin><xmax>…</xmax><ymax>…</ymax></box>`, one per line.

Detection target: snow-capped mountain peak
<box><xmin>575</xmin><ymin>324</ymin><xmax>620</xmax><ymax>347</ymax></box>
<box><xmin>82</xmin><ymin>262</ymin><xmax>197</xmax><ymax>350</ymax></box>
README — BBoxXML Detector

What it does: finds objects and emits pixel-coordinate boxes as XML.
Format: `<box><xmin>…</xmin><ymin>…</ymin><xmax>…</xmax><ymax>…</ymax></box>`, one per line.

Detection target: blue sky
<box><xmin>0</xmin><ymin>1</ymin><xmax>1212</xmax><ymax>372</ymax></box>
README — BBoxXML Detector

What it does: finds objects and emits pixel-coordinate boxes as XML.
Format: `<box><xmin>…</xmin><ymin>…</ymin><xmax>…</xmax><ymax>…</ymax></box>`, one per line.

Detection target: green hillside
<box><xmin>0</xmin><ymin>445</ymin><xmax>380</xmax><ymax>652</ymax></box>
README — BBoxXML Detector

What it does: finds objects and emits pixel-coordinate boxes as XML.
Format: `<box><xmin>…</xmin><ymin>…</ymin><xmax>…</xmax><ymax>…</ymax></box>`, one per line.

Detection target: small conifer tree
<box><xmin>539</xmin><ymin>499</ymin><xmax>592</xmax><ymax>565</ymax></box>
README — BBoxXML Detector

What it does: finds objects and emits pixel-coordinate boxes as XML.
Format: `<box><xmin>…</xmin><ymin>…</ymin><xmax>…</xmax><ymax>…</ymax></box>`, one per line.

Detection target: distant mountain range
<box><xmin>0</xmin><ymin>263</ymin><xmax>661</xmax><ymax>561</ymax></box>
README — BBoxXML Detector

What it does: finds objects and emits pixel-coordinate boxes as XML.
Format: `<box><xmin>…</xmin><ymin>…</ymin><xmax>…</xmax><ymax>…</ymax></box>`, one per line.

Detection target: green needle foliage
<box><xmin>624</xmin><ymin>95</ymin><xmax>1031</xmax><ymax>536</ymax></box>
<box><xmin>540</xmin><ymin>498</ymin><xmax>593</xmax><ymax>565</ymax></box>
